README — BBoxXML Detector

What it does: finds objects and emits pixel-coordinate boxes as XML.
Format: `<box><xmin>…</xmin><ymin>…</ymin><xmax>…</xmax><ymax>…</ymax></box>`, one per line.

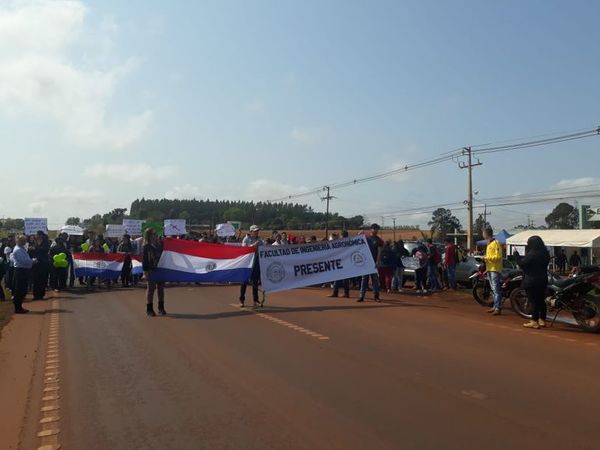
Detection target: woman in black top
<box><xmin>518</xmin><ymin>235</ymin><xmax>550</xmax><ymax>329</ymax></box>
<box><xmin>142</xmin><ymin>229</ymin><xmax>165</xmax><ymax>316</ymax></box>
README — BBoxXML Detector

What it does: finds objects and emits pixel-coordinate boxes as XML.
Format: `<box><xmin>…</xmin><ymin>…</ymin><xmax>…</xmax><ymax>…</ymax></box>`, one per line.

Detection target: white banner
<box><xmin>24</xmin><ymin>218</ymin><xmax>48</xmax><ymax>235</ymax></box>
<box><xmin>216</xmin><ymin>223</ymin><xmax>236</xmax><ymax>237</ymax></box>
<box><xmin>258</xmin><ymin>235</ymin><xmax>376</xmax><ymax>293</ymax></box>
<box><xmin>105</xmin><ymin>224</ymin><xmax>126</xmax><ymax>238</ymax></box>
<box><xmin>164</xmin><ymin>219</ymin><xmax>186</xmax><ymax>236</ymax></box>
<box><xmin>122</xmin><ymin>219</ymin><xmax>144</xmax><ymax>236</ymax></box>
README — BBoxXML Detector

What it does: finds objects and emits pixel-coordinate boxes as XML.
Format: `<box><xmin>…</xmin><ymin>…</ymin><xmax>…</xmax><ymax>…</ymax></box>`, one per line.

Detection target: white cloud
<box><xmin>0</xmin><ymin>0</ymin><xmax>152</xmax><ymax>149</ymax></box>
<box><xmin>290</xmin><ymin>127</ymin><xmax>324</xmax><ymax>143</ymax></box>
<box><xmin>244</xmin><ymin>98</ymin><xmax>264</xmax><ymax>113</ymax></box>
<box><xmin>554</xmin><ymin>177</ymin><xmax>600</xmax><ymax>189</ymax></box>
<box><xmin>26</xmin><ymin>187</ymin><xmax>105</xmax><ymax>215</ymax></box>
<box><xmin>243</xmin><ymin>179</ymin><xmax>312</xmax><ymax>202</ymax></box>
<box><xmin>165</xmin><ymin>184</ymin><xmax>204</xmax><ymax>200</ymax></box>
<box><xmin>84</xmin><ymin>163</ymin><xmax>176</xmax><ymax>185</ymax></box>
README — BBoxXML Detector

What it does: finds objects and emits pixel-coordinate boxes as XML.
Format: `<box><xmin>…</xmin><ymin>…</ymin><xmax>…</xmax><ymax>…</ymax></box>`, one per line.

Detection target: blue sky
<box><xmin>1</xmin><ymin>0</ymin><xmax>599</xmax><ymax>230</ymax></box>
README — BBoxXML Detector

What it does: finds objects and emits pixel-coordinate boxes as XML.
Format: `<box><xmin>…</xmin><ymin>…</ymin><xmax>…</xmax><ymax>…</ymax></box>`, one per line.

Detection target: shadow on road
<box><xmin>167</xmin><ymin>301</ymin><xmax>443</xmax><ymax>321</ymax></box>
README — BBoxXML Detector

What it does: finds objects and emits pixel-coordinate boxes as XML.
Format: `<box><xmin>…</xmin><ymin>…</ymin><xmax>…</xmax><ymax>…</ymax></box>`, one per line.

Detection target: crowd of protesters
<box><xmin>0</xmin><ymin>224</ymin><xmax>590</xmax><ymax>322</ymax></box>
<box><xmin>0</xmin><ymin>230</ymin><xmax>144</xmax><ymax>313</ymax></box>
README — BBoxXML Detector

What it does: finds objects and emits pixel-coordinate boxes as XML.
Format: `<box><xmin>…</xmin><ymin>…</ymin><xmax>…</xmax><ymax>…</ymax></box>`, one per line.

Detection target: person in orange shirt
<box><xmin>483</xmin><ymin>227</ymin><xmax>503</xmax><ymax>315</ymax></box>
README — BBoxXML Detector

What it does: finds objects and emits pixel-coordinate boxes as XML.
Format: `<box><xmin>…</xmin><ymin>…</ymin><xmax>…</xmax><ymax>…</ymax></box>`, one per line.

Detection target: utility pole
<box><xmin>483</xmin><ymin>204</ymin><xmax>491</xmax><ymax>227</ymax></box>
<box><xmin>321</xmin><ymin>186</ymin><xmax>335</xmax><ymax>239</ymax></box>
<box><xmin>393</xmin><ymin>218</ymin><xmax>396</xmax><ymax>241</ymax></box>
<box><xmin>459</xmin><ymin>147</ymin><xmax>482</xmax><ymax>253</ymax></box>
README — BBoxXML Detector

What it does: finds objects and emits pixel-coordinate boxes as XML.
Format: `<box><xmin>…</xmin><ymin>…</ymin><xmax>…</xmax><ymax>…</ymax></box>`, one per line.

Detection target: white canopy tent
<box><xmin>507</xmin><ymin>230</ymin><xmax>600</xmax><ymax>266</ymax></box>
<box><xmin>58</xmin><ymin>225</ymin><xmax>85</xmax><ymax>236</ymax></box>
<box><xmin>506</xmin><ymin>230</ymin><xmax>600</xmax><ymax>248</ymax></box>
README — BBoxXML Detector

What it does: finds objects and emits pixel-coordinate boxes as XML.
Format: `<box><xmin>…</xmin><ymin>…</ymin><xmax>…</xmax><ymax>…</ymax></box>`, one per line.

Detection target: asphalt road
<box><xmin>19</xmin><ymin>284</ymin><xmax>600</xmax><ymax>449</ymax></box>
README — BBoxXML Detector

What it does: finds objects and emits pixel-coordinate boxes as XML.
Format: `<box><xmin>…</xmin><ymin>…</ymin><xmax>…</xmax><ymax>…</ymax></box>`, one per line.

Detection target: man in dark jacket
<box><xmin>29</xmin><ymin>231</ymin><xmax>50</xmax><ymax>300</ymax></box>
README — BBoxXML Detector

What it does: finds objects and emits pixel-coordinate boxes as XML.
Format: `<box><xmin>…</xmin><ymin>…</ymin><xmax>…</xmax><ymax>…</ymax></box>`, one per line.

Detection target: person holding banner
<box><xmin>358</xmin><ymin>224</ymin><xmax>384</xmax><ymax>302</ymax></box>
<box><xmin>143</xmin><ymin>228</ymin><xmax>166</xmax><ymax>316</ymax></box>
<box><xmin>329</xmin><ymin>230</ymin><xmax>351</xmax><ymax>298</ymax></box>
<box><xmin>239</xmin><ymin>225</ymin><xmax>263</xmax><ymax>308</ymax></box>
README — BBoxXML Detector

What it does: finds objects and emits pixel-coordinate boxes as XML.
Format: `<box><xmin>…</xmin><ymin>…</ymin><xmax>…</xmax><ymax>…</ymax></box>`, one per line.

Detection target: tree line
<box><xmin>65</xmin><ymin>199</ymin><xmax>366</xmax><ymax>231</ymax></box>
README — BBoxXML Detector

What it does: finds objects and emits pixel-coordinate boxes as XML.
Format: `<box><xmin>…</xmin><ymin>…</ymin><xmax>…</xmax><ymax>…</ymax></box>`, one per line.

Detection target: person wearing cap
<box><xmin>239</xmin><ymin>225</ymin><xmax>263</xmax><ymax>307</ymax></box>
<box><xmin>358</xmin><ymin>224</ymin><xmax>384</xmax><ymax>302</ymax></box>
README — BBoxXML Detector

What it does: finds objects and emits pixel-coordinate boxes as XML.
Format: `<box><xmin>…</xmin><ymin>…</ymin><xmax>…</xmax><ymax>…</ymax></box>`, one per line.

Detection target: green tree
<box><xmin>223</xmin><ymin>207</ymin><xmax>246</xmax><ymax>222</ymax></box>
<box><xmin>102</xmin><ymin>208</ymin><xmax>128</xmax><ymax>224</ymax></box>
<box><xmin>428</xmin><ymin>208</ymin><xmax>461</xmax><ymax>239</ymax></box>
<box><xmin>65</xmin><ymin>217</ymin><xmax>81</xmax><ymax>226</ymax></box>
<box><xmin>473</xmin><ymin>214</ymin><xmax>490</xmax><ymax>241</ymax></box>
<box><xmin>545</xmin><ymin>203</ymin><xmax>578</xmax><ymax>229</ymax></box>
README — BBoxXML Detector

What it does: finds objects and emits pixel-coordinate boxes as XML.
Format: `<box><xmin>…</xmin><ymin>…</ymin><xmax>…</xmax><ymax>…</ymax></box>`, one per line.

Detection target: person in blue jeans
<box><xmin>358</xmin><ymin>224</ymin><xmax>383</xmax><ymax>302</ymax></box>
<box><xmin>444</xmin><ymin>237</ymin><xmax>458</xmax><ymax>290</ymax></box>
<box><xmin>426</xmin><ymin>239</ymin><xmax>441</xmax><ymax>291</ymax></box>
<box><xmin>484</xmin><ymin>227</ymin><xmax>504</xmax><ymax>315</ymax></box>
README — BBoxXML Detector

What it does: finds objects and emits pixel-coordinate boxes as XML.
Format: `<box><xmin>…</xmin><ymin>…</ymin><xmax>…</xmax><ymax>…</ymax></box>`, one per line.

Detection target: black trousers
<box><xmin>13</xmin><ymin>268</ymin><xmax>30</xmax><ymax>311</ymax></box>
<box><xmin>332</xmin><ymin>279</ymin><xmax>350</xmax><ymax>296</ymax></box>
<box><xmin>240</xmin><ymin>263</ymin><xmax>260</xmax><ymax>304</ymax></box>
<box><xmin>51</xmin><ymin>267</ymin><xmax>68</xmax><ymax>290</ymax></box>
<box><xmin>526</xmin><ymin>286</ymin><xmax>547</xmax><ymax>321</ymax></box>
<box><xmin>68</xmin><ymin>256</ymin><xmax>75</xmax><ymax>287</ymax></box>
<box><xmin>32</xmin><ymin>264</ymin><xmax>49</xmax><ymax>299</ymax></box>
<box><xmin>121</xmin><ymin>255</ymin><xmax>132</xmax><ymax>286</ymax></box>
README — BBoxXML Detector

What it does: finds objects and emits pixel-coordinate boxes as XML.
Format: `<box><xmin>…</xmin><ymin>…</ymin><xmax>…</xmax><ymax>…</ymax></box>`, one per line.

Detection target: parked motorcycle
<box><xmin>510</xmin><ymin>266</ymin><xmax>600</xmax><ymax>332</ymax></box>
<box><xmin>471</xmin><ymin>263</ymin><xmax>523</xmax><ymax>308</ymax></box>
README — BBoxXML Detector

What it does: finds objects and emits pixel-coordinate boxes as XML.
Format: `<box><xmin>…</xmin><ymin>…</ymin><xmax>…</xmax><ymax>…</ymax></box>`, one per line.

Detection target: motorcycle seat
<box><xmin>554</xmin><ymin>277</ymin><xmax>578</xmax><ymax>289</ymax></box>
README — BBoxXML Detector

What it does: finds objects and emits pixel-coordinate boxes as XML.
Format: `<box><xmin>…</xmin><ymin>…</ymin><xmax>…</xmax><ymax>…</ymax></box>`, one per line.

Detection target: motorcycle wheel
<box><xmin>472</xmin><ymin>280</ymin><xmax>493</xmax><ymax>307</ymax></box>
<box><xmin>573</xmin><ymin>296</ymin><xmax>600</xmax><ymax>332</ymax></box>
<box><xmin>509</xmin><ymin>288</ymin><xmax>533</xmax><ymax>319</ymax></box>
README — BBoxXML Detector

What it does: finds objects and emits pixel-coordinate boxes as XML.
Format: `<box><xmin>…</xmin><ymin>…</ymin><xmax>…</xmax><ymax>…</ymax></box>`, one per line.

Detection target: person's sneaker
<box><xmin>415</xmin><ymin>289</ymin><xmax>422</xmax><ymax>294</ymax></box>
<box><xmin>146</xmin><ymin>304</ymin><xmax>156</xmax><ymax>317</ymax></box>
<box><xmin>158</xmin><ymin>303</ymin><xmax>167</xmax><ymax>316</ymax></box>
<box><xmin>491</xmin><ymin>309</ymin><xmax>501</xmax><ymax>316</ymax></box>
<box><xmin>15</xmin><ymin>308</ymin><xmax>29</xmax><ymax>314</ymax></box>
<box><xmin>374</xmin><ymin>294</ymin><xmax>381</xmax><ymax>302</ymax></box>
<box><xmin>327</xmin><ymin>293</ymin><xmax>339</xmax><ymax>298</ymax></box>
<box><xmin>343</xmin><ymin>293</ymin><xmax>350</xmax><ymax>298</ymax></box>
<box><xmin>487</xmin><ymin>307</ymin><xmax>496</xmax><ymax>313</ymax></box>
<box><xmin>538</xmin><ymin>319</ymin><xmax>546</xmax><ymax>328</ymax></box>
<box><xmin>422</xmin><ymin>289</ymin><xmax>428</xmax><ymax>294</ymax></box>
<box><xmin>253</xmin><ymin>301</ymin><xmax>260</xmax><ymax>308</ymax></box>
<box><xmin>239</xmin><ymin>297</ymin><xmax>245</xmax><ymax>307</ymax></box>
<box><xmin>356</xmin><ymin>298</ymin><xmax>364</xmax><ymax>303</ymax></box>
<box><xmin>523</xmin><ymin>320</ymin><xmax>540</xmax><ymax>329</ymax></box>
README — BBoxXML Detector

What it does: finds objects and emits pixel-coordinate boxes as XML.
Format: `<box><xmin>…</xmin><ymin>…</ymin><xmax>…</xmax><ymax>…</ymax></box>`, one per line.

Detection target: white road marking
<box><xmin>229</xmin><ymin>304</ymin><xmax>330</xmax><ymax>341</ymax></box>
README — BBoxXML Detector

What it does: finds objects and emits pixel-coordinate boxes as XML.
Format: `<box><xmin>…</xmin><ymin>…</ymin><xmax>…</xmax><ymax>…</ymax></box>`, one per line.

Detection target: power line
<box><xmin>267</xmin><ymin>125</ymin><xmax>600</xmax><ymax>202</ymax></box>
<box><xmin>369</xmin><ymin>184</ymin><xmax>600</xmax><ymax>217</ymax></box>
<box><xmin>365</xmin><ymin>181</ymin><xmax>600</xmax><ymax>219</ymax></box>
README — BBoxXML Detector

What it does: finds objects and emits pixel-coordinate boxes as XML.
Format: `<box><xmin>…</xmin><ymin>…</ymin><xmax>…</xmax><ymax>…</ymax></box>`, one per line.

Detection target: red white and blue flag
<box><xmin>73</xmin><ymin>253</ymin><xmax>127</xmax><ymax>279</ymax></box>
<box><xmin>131</xmin><ymin>256</ymin><xmax>143</xmax><ymax>275</ymax></box>
<box><xmin>151</xmin><ymin>238</ymin><xmax>256</xmax><ymax>283</ymax></box>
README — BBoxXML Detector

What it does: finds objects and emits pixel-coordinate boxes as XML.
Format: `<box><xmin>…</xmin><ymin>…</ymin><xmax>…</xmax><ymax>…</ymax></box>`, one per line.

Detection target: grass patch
<box><xmin>0</xmin><ymin>287</ymin><xmax>13</xmax><ymax>334</ymax></box>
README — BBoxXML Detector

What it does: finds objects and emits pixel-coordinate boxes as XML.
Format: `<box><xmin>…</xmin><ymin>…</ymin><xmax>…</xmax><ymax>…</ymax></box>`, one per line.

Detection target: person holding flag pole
<box><xmin>239</xmin><ymin>225</ymin><xmax>264</xmax><ymax>308</ymax></box>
